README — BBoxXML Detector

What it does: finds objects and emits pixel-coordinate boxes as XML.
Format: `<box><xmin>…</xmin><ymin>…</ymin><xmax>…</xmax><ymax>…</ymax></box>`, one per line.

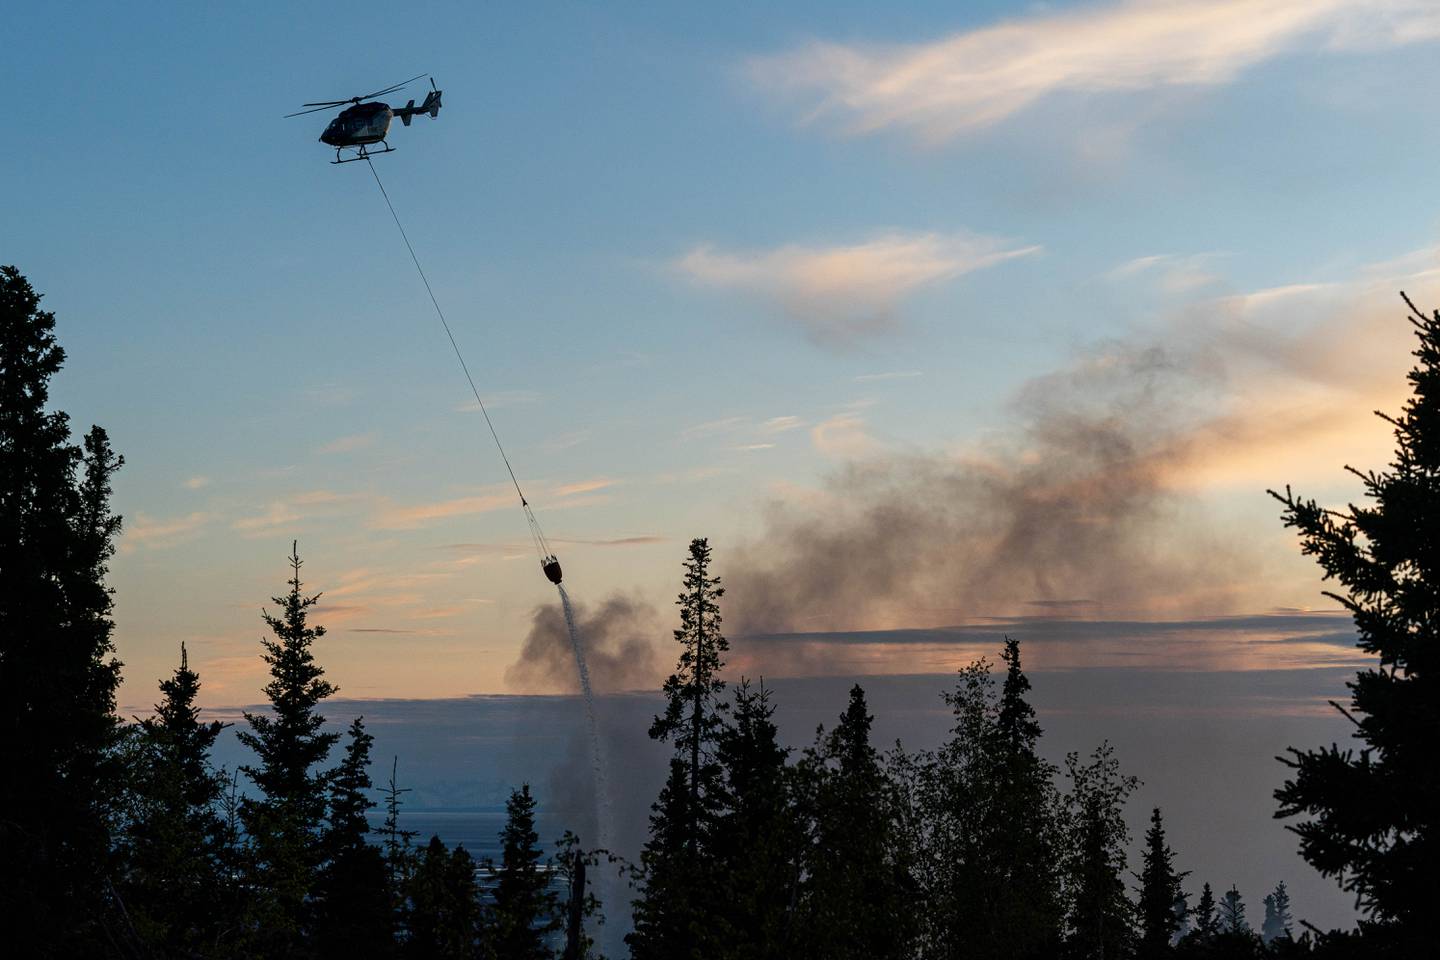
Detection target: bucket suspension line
<box><xmin>364</xmin><ymin>156</ymin><xmax>557</xmax><ymax>572</ymax></box>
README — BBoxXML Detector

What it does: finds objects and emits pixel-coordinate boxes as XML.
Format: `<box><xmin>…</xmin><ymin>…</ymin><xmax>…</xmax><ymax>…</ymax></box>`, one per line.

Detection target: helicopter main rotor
<box><xmin>283</xmin><ymin>73</ymin><xmax>428</xmax><ymax>118</ymax></box>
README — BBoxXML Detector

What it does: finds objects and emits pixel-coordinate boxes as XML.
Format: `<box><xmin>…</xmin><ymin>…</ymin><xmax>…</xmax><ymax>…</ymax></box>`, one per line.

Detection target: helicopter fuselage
<box><xmin>320</xmin><ymin>102</ymin><xmax>393</xmax><ymax>147</ymax></box>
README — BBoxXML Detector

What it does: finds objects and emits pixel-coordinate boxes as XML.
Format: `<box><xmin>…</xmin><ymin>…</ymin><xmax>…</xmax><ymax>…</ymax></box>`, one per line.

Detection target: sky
<box><xmin>7</xmin><ymin>0</ymin><xmax>1440</xmax><ymax>930</ymax></box>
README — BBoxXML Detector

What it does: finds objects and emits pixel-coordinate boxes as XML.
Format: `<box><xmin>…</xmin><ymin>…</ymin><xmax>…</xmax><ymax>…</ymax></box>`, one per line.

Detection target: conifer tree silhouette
<box><xmin>408</xmin><ymin>835</ymin><xmax>484</xmax><ymax>959</ymax></box>
<box><xmin>1063</xmin><ymin>742</ymin><xmax>1139</xmax><ymax>959</ymax></box>
<box><xmin>1270</xmin><ymin>294</ymin><xmax>1440</xmax><ymax>947</ymax></box>
<box><xmin>489</xmin><ymin>784</ymin><xmax>559</xmax><ymax>959</ymax></box>
<box><xmin>1192</xmin><ymin>883</ymin><xmax>1218</xmax><ymax>941</ymax></box>
<box><xmin>796</xmin><ymin>685</ymin><xmax>914</xmax><ymax>960</ymax></box>
<box><xmin>236</xmin><ymin>542</ymin><xmax>341</xmax><ymax>951</ymax></box>
<box><xmin>315</xmin><ymin>717</ymin><xmax>394</xmax><ymax>957</ymax></box>
<box><xmin>1218</xmin><ymin>885</ymin><xmax>1248</xmax><ymax>935</ymax></box>
<box><xmin>712</xmin><ymin>679</ymin><xmax>800</xmax><ymax>960</ymax></box>
<box><xmin>1260</xmin><ymin>881</ymin><xmax>1293</xmax><ymax>944</ymax></box>
<box><xmin>380</xmin><ymin>755</ymin><xmax>422</xmax><ymax>949</ymax></box>
<box><xmin>0</xmin><ymin>266</ymin><xmax>125</xmax><ymax>954</ymax></box>
<box><xmin>119</xmin><ymin>643</ymin><xmax>230</xmax><ymax>952</ymax></box>
<box><xmin>918</xmin><ymin>642</ymin><xmax>1064</xmax><ymax>959</ymax></box>
<box><xmin>629</xmin><ymin>538</ymin><xmax>730</xmax><ymax>959</ymax></box>
<box><xmin>1135</xmin><ymin>807</ymin><xmax>1187</xmax><ymax>958</ymax></box>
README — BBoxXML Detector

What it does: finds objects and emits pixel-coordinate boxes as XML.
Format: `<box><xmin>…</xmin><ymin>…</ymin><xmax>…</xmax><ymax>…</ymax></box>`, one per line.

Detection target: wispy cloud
<box><xmin>676</xmin><ymin>230</ymin><xmax>1038</xmax><ymax>345</ymax></box>
<box><xmin>370</xmin><ymin>478</ymin><xmax>612</xmax><ymax>531</ymax></box>
<box><xmin>182</xmin><ymin>475</ymin><xmax>210</xmax><ymax>490</ymax></box>
<box><xmin>554</xmin><ymin>477</ymin><xmax>616</xmax><ymax>498</ymax></box>
<box><xmin>854</xmin><ymin>371</ymin><xmax>923</xmax><ymax>382</ymax></box>
<box><xmin>680</xmin><ymin>416</ymin><xmax>747</xmax><ymax>441</ymax></box>
<box><xmin>551</xmin><ymin>535</ymin><xmax>668</xmax><ymax>547</ymax></box>
<box><xmin>750</xmin><ymin>0</ymin><xmax>1440</xmax><ymax>142</ymax></box>
<box><xmin>810</xmin><ymin>413</ymin><xmax>878</xmax><ymax>458</ymax></box>
<box><xmin>122</xmin><ymin>512</ymin><xmax>210</xmax><ymax>552</ymax></box>
<box><xmin>316</xmin><ymin>433</ymin><xmax>375</xmax><ymax>455</ymax></box>
<box><xmin>543</xmin><ymin>430</ymin><xmax>590</xmax><ymax>452</ymax></box>
<box><xmin>370</xmin><ymin>489</ymin><xmax>517</xmax><ymax>530</ymax></box>
<box><xmin>454</xmin><ymin>390</ymin><xmax>541</xmax><ymax>413</ymax></box>
<box><xmin>759</xmin><ymin>415</ymin><xmax>805</xmax><ymax>434</ymax></box>
<box><xmin>231</xmin><ymin>490</ymin><xmax>368</xmax><ymax>538</ymax></box>
<box><xmin>1108</xmin><ymin>253</ymin><xmax>1223</xmax><ymax>294</ymax></box>
<box><xmin>304</xmin><ymin>382</ymin><xmax>356</xmax><ymax>407</ymax></box>
<box><xmin>232</xmin><ymin>502</ymin><xmax>301</xmax><ymax>536</ymax></box>
<box><xmin>654</xmin><ymin>465</ymin><xmax>738</xmax><ymax>485</ymax></box>
<box><xmin>289</xmin><ymin>489</ymin><xmax>364</xmax><ymax>506</ymax></box>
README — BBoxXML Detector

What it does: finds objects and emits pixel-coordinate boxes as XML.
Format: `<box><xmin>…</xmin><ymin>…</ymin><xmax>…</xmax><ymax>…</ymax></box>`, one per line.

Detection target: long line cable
<box><xmin>364</xmin><ymin>154</ymin><xmax>553</xmax><ymax>562</ymax></box>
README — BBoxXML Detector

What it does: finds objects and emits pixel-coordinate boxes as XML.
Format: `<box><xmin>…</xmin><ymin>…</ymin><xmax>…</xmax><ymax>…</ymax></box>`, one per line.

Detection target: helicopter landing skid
<box><xmin>333</xmin><ymin>143</ymin><xmax>395</xmax><ymax>164</ymax></box>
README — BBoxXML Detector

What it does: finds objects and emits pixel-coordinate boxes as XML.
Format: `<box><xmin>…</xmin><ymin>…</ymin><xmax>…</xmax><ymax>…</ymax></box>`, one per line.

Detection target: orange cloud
<box><xmin>752</xmin><ymin>0</ymin><xmax>1440</xmax><ymax>142</ymax></box>
<box><xmin>676</xmin><ymin>231</ymin><xmax>1039</xmax><ymax>344</ymax></box>
<box><xmin>123</xmin><ymin>512</ymin><xmax>210</xmax><ymax>553</ymax></box>
<box><xmin>370</xmin><ymin>489</ymin><xmax>516</xmax><ymax>530</ymax></box>
<box><xmin>811</xmin><ymin>413</ymin><xmax>878</xmax><ymax>458</ymax></box>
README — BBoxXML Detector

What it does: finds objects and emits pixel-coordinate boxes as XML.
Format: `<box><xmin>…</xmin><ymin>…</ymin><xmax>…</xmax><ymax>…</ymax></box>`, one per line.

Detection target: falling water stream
<box><xmin>557</xmin><ymin>584</ymin><xmax>612</xmax><ymax>856</ymax></box>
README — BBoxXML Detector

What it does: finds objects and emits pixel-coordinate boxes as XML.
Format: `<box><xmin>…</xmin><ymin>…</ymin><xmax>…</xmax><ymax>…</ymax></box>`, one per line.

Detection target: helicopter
<box><xmin>285</xmin><ymin>74</ymin><xmax>442</xmax><ymax>163</ymax></box>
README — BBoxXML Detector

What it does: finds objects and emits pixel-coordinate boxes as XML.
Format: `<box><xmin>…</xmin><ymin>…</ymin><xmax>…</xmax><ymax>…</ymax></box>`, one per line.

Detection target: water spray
<box><xmin>558</xmin><ymin>584</ymin><xmax>612</xmax><ymax>854</ymax></box>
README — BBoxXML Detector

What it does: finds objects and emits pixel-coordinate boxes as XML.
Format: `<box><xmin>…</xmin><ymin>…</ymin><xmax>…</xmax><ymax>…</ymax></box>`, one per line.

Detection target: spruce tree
<box><xmin>919</xmin><ymin>643</ymin><xmax>1065</xmax><ymax>959</ymax></box>
<box><xmin>315</xmin><ymin>717</ymin><xmax>394</xmax><ymax>958</ymax></box>
<box><xmin>797</xmin><ymin>685</ymin><xmax>914</xmax><ymax>960</ymax></box>
<box><xmin>236</xmin><ymin>542</ymin><xmax>341</xmax><ymax>950</ymax></box>
<box><xmin>382</xmin><ymin>755</ymin><xmax>420</xmax><ymax>893</ymax></box>
<box><xmin>991</xmin><ymin>639</ymin><xmax>1066</xmax><ymax>956</ymax></box>
<box><xmin>381</xmin><ymin>756</ymin><xmax>421</xmax><ymax>946</ymax></box>
<box><xmin>629</xmin><ymin>759</ymin><xmax>699</xmax><ymax>959</ymax></box>
<box><xmin>712</xmin><ymin>680</ymin><xmax>800</xmax><ymax>960</ymax></box>
<box><xmin>488</xmin><ymin>784</ymin><xmax>558</xmax><ymax>959</ymax></box>
<box><xmin>1192</xmin><ymin>883</ymin><xmax>1218</xmax><ymax>941</ymax></box>
<box><xmin>119</xmin><ymin>643</ymin><xmax>230</xmax><ymax>953</ymax></box>
<box><xmin>998</xmin><ymin>636</ymin><xmax>1042</xmax><ymax>749</ymax></box>
<box><xmin>1218</xmin><ymin>886</ymin><xmax>1248</xmax><ymax>935</ymax></box>
<box><xmin>1063</xmin><ymin>742</ymin><xmax>1139</xmax><ymax>960</ymax></box>
<box><xmin>1135</xmin><ymin>808</ymin><xmax>1186</xmax><ymax>958</ymax></box>
<box><xmin>651</xmin><ymin>537</ymin><xmax>729</xmax><ymax>821</ymax></box>
<box><xmin>1269</xmin><ymin>294</ymin><xmax>1440</xmax><ymax>941</ymax></box>
<box><xmin>324</xmin><ymin>716</ymin><xmax>377</xmax><ymax>856</ymax></box>
<box><xmin>0</xmin><ymin>266</ymin><xmax>125</xmax><ymax>953</ymax></box>
<box><xmin>629</xmin><ymin>537</ymin><xmax>729</xmax><ymax>959</ymax></box>
<box><xmin>918</xmin><ymin>659</ymin><xmax>993</xmax><ymax>957</ymax></box>
<box><xmin>1261</xmin><ymin>881</ymin><xmax>1292</xmax><ymax>944</ymax></box>
<box><xmin>408</xmin><ymin>836</ymin><xmax>483</xmax><ymax>959</ymax></box>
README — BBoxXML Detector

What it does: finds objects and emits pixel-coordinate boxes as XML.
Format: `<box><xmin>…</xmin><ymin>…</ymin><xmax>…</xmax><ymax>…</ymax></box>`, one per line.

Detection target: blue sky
<box><xmin>6</xmin><ymin>0</ymin><xmax>1437</xmax><ymax>706</ymax></box>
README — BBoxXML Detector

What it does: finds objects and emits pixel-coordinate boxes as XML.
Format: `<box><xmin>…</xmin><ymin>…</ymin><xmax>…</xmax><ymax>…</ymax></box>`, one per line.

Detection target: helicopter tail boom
<box><xmin>394</xmin><ymin>88</ymin><xmax>442</xmax><ymax>127</ymax></box>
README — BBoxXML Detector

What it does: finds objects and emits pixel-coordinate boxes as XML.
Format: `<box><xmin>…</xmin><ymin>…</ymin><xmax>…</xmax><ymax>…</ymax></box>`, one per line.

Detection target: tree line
<box><xmin>2</xmin><ymin>263</ymin><xmax>1433</xmax><ymax>959</ymax></box>
<box><xmin>625</xmin><ymin>539</ymin><xmax>1309</xmax><ymax>960</ymax></box>
<box><xmin>105</xmin><ymin>543</ymin><xmax>580</xmax><ymax>958</ymax></box>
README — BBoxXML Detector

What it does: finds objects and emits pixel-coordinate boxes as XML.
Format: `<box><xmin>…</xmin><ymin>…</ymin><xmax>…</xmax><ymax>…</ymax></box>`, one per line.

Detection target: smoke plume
<box><xmin>506</xmin><ymin>593</ymin><xmax>662</xmax><ymax>694</ymax></box>
<box><xmin>724</xmin><ymin>321</ymin><xmax>1319</xmax><ymax>638</ymax></box>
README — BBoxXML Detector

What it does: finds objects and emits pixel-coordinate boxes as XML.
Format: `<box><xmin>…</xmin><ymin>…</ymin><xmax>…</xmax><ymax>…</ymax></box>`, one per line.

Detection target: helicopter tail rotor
<box><xmin>391</xmin><ymin>83</ymin><xmax>441</xmax><ymax>127</ymax></box>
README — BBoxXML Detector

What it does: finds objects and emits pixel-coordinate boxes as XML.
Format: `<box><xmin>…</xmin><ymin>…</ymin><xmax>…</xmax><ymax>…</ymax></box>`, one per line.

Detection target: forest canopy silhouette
<box><xmin>2</xmin><ymin>264</ymin><xmax>1435</xmax><ymax>957</ymax></box>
